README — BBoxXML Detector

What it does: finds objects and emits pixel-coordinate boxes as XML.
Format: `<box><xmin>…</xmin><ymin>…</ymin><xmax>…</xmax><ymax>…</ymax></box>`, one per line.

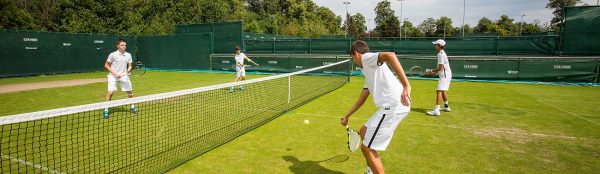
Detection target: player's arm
<box><xmin>430</xmin><ymin>64</ymin><xmax>443</xmax><ymax>75</ymax></box>
<box><xmin>341</xmin><ymin>88</ymin><xmax>370</xmax><ymax>126</ymax></box>
<box><xmin>127</xmin><ymin>62</ymin><xmax>133</xmax><ymax>75</ymax></box>
<box><xmin>378</xmin><ymin>52</ymin><xmax>412</xmax><ymax>106</ymax></box>
<box><xmin>245</xmin><ymin>57</ymin><xmax>259</xmax><ymax>66</ymax></box>
<box><xmin>104</xmin><ymin>61</ymin><xmax>121</xmax><ymax>78</ymax></box>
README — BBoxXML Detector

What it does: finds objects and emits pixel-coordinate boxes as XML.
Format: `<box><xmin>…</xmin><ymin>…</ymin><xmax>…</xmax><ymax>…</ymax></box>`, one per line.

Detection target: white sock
<box><xmin>435</xmin><ymin>105</ymin><xmax>440</xmax><ymax>111</ymax></box>
<box><xmin>131</xmin><ymin>104</ymin><xmax>135</xmax><ymax>109</ymax></box>
<box><xmin>367</xmin><ymin>166</ymin><xmax>373</xmax><ymax>174</ymax></box>
<box><xmin>444</xmin><ymin>101</ymin><xmax>449</xmax><ymax>107</ymax></box>
<box><xmin>104</xmin><ymin>108</ymin><xmax>108</xmax><ymax>112</ymax></box>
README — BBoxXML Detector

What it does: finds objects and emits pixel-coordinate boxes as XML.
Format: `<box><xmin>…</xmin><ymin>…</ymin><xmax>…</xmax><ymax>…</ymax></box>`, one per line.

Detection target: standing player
<box><xmin>103</xmin><ymin>39</ymin><xmax>137</xmax><ymax>118</ymax></box>
<box><xmin>425</xmin><ymin>39</ymin><xmax>452</xmax><ymax>116</ymax></box>
<box><xmin>230</xmin><ymin>46</ymin><xmax>259</xmax><ymax>93</ymax></box>
<box><xmin>340</xmin><ymin>40</ymin><xmax>412</xmax><ymax>174</ymax></box>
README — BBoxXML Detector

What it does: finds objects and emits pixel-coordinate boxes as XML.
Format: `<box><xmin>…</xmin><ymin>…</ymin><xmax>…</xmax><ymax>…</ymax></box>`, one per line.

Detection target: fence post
<box><xmin>272</xmin><ymin>38</ymin><xmax>276</xmax><ymax>54</ymax></box>
<box><xmin>496</xmin><ymin>36</ymin><xmax>500</xmax><ymax>56</ymax></box>
<box><xmin>309</xmin><ymin>39</ymin><xmax>312</xmax><ymax>54</ymax></box>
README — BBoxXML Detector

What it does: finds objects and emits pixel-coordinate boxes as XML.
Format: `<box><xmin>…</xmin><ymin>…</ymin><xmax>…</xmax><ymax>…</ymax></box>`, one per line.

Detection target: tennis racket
<box><xmin>130</xmin><ymin>61</ymin><xmax>146</xmax><ymax>76</ymax></box>
<box><xmin>346</xmin><ymin>125</ymin><xmax>361</xmax><ymax>152</ymax></box>
<box><xmin>409</xmin><ymin>66</ymin><xmax>432</xmax><ymax>77</ymax></box>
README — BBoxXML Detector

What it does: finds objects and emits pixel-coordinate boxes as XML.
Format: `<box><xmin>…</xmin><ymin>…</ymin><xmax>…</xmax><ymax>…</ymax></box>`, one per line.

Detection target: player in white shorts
<box><xmin>230</xmin><ymin>46</ymin><xmax>259</xmax><ymax>93</ymax></box>
<box><xmin>341</xmin><ymin>40</ymin><xmax>412</xmax><ymax>174</ymax></box>
<box><xmin>426</xmin><ymin>39</ymin><xmax>452</xmax><ymax>116</ymax></box>
<box><xmin>103</xmin><ymin>39</ymin><xmax>137</xmax><ymax>118</ymax></box>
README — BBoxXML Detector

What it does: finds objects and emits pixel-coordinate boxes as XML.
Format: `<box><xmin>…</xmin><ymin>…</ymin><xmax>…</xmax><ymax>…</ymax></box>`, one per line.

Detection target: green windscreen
<box><xmin>0</xmin><ymin>30</ymin><xmax>137</xmax><ymax>77</ymax></box>
<box><xmin>138</xmin><ymin>33</ymin><xmax>213</xmax><ymax>70</ymax></box>
<box><xmin>176</xmin><ymin>21</ymin><xmax>242</xmax><ymax>54</ymax></box>
<box><xmin>561</xmin><ymin>6</ymin><xmax>600</xmax><ymax>55</ymax></box>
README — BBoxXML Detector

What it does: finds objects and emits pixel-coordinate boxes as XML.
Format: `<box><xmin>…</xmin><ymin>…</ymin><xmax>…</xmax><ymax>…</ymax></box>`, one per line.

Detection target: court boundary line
<box><xmin>1</xmin><ymin>154</ymin><xmax>64</xmax><ymax>174</ymax></box>
<box><xmin>535</xmin><ymin>99</ymin><xmax>600</xmax><ymax>126</ymax></box>
<box><xmin>294</xmin><ymin>112</ymin><xmax>600</xmax><ymax>141</ymax></box>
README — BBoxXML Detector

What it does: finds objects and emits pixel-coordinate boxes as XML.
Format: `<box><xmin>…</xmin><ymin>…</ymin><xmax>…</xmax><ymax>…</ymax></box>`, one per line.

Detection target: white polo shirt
<box><xmin>437</xmin><ymin>50</ymin><xmax>452</xmax><ymax>79</ymax></box>
<box><xmin>235</xmin><ymin>53</ymin><xmax>247</xmax><ymax>67</ymax></box>
<box><xmin>107</xmin><ymin>51</ymin><xmax>132</xmax><ymax>76</ymax></box>
<box><xmin>360</xmin><ymin>53</ymin><xmax>410</xmax><ymax>113</ymax></box>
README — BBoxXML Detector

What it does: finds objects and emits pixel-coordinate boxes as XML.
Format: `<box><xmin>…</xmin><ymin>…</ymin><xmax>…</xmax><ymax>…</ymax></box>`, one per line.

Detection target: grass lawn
<box><xmin>1</xmin><ymin>72</ymin><xmax>599</xmax><ymax>173</ymax></box>
<box><xmin>169</xmin><ymin>77</ymin><xmax>600</xmax><ymax>174</ymax></box>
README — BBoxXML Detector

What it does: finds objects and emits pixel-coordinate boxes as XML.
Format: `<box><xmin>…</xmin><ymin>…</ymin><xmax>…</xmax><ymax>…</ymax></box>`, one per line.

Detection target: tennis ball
<box><xmin>303</xmin><ymin>120</ymin><xmax>309</xmax><ymax>124</ymax></box>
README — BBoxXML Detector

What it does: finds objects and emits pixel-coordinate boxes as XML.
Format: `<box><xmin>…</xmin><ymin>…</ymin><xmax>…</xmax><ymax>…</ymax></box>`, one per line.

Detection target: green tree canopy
<box><xmin>373</xmin><ymin>0</ymin><xmax>400</xmax><ymax>37</ymax></box>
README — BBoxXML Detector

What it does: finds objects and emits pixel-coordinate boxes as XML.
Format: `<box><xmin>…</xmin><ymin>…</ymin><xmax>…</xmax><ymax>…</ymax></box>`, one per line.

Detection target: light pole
<box><xmin>367</xmin><ymin>18</ymin><xmax>372</xmax><ymax>37</ymax></box>
<box><xmin>519</xmin><ymin>14</ymin><xmax>526</xmax><ymax>36</ymax></box>
<box><xmin>462</xmin><ymin>0</ymin><xmax>466</xmax><ymax>37</ymax></box>
<box><xmin>403</xmin><ymin>18</ymin><xmax>408</xmax><ymax>38</ymax></box>
<box><xmin>343</xmin><ymin>2</ymin><xmax>351</xmax><ymax>37</ymax></box>
<box><xmin>397</xmin><ymin>0</ymin><xmax>405</xmax><ymax>38</ymax></box>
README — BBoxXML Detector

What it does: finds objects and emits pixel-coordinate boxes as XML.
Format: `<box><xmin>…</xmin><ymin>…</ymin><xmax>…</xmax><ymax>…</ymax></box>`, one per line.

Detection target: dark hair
<box><xmin>350</xmin><ymin>40</ymin><xmax>369</xmax><ymax>54</ymax></box>
<box><xmin>116</xmin><ymin>39</ymin><xmax>126</xmax><ymax>45</ymax></box>
<box><xmin>235</xmin><ymin>46</ymin><xmax>241</xmax><ymax>50</ymax></box>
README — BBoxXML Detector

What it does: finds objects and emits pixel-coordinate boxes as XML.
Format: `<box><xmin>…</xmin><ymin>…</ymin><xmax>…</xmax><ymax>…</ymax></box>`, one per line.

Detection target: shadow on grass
<box><xmin>411</xmin><ymin>107</ymin><xmax>430</xmax><ymax>115</ymax></box>
<box><xmin>283</xmin><ymin>155</ymin><xmax>346</xmax><ymax>174</ymax></box>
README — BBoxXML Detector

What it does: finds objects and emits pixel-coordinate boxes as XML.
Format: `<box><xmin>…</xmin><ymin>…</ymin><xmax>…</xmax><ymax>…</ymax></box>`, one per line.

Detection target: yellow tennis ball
<box><xmin>303</xmin><ymin>120</ymin><xmax>309</xmax><ymax>124</ymax></box>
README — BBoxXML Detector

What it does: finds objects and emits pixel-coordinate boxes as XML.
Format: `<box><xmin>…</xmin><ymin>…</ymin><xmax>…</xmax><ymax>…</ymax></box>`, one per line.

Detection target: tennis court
<box><xmin>1</xmin><ymin>65</ymin><xmax>599</xmax><ymax>173</ymax></box>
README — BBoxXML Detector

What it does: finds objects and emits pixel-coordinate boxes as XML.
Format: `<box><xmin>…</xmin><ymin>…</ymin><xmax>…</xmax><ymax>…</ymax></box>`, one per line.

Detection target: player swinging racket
<box><xmin>340</xmin><ymin>40</ymin><xmax>412</xmax><ymax>174</ymax></box>
<box><xmin>103</xmin><ymin>39</ymin><xmax>137</xmax><ymax>118</ymax></box>
<box><xmin>230</xmin><ymin>46</ymin><xmax>259</xmax><ymax>93</ymax></box>
<box><xmin>425</xmin><ymin>39</ymin><xmax>452</xmax><ymax>116</ymax></box>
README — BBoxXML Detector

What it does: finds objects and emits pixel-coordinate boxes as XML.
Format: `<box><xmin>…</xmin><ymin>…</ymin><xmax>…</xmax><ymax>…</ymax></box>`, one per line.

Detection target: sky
<box><xmin>313</xmin><ymin>0</ymin><xmax>598</xmax><ymax>30</ymax></box>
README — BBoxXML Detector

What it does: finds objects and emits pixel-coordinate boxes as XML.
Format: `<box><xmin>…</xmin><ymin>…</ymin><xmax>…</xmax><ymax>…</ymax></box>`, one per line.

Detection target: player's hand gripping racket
<box><xmin>345</xmin><ymin>125</ymin><xmax>361</xmax><ymax>152</ymax></box>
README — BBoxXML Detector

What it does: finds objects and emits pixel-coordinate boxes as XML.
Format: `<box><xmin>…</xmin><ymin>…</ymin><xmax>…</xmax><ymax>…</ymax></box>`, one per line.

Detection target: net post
<box><xmin>287</xmin><ymin>74</ymin><xmax>291</xmax><ymax>112</ymax></box>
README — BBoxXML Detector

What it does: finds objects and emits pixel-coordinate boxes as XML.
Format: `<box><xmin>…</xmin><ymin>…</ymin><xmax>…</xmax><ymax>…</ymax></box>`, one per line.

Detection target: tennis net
<box><xmin>0</xmin><ymin>59</ymin><xmax>351</xmax><ymax>173</ymax></box>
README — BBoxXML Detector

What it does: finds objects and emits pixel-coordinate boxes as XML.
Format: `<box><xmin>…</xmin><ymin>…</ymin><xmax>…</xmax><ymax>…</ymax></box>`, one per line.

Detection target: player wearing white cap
<box><xmin>426</xmin><ymin>39</ymin><xmax>452</xmax><ymax>116</ymax></box>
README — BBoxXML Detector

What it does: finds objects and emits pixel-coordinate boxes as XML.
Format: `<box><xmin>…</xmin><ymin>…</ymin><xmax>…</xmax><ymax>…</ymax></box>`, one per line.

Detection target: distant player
<box><xmin>231</xmin><ymin>46</ymin><xmax>259</xmax><ymax>93</ymax></box>
<box><xmin>340</xmin><ymin>40</ymin><xmax>412</xmax><ymax>174</ymax></box>
<box><xmin>103</xmin><ymin>39</ymin><xmax>137</xmax><ymax>118</ymax></box>
<box><xmin>425</xmin><ymin>39</ymin><xmax>452</xmax><ymax>116</ymax></box>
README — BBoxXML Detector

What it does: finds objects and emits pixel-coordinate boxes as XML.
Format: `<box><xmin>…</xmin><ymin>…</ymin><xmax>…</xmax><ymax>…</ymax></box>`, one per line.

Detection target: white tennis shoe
<box><xmin>427</xmin><ymin>110</ymin><xmax>440</xmax><ymax>116</ymax></box>
<box><xmin>442</xmin><ymin>107</ymin><xmax>451</xmax><ymax>112</ymax></box>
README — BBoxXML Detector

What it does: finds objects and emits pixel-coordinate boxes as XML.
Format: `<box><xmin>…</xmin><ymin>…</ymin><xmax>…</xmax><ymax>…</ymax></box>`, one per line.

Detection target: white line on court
<box><xmin>535</xmin><ymin>99</ymin><xmax>600</xmax><ymax>126</ymax></box>
<box><xmin>0</xmin><ymin>154</ymin><xmax>64</xmax><ymax>174</ymax></box>
<box><xmin>293</xmin><ymin>112</ymin><xmax>600</xmax><ymax>141</ymax></box>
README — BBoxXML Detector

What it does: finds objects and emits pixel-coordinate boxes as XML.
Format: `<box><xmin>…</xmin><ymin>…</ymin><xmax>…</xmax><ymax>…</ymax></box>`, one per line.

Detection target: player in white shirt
<box><xmin>340</xmin><ymin>40</ymin><xmax>412</xmax><ymax>174</ymax></box>
<box><xmin>103</xmin><ymin>39</ymin><xmax>137</xmax><ymax>118</ymax></box>
<box><xmin>426</xmin><ymin>39</ymin><xmax>452</xmax><ymax>116</ymax></box>
<box><xmin>231</xmin><ymin>46</ymin><xmax>259</xmax><ymax>93</ymax></box>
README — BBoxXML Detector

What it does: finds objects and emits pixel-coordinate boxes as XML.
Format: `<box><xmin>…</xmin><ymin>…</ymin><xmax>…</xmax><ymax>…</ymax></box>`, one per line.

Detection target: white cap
<box><xmin>432</xmin><ymin>39</ymin><xmax>446</xmax><ymax>46</ymax></box>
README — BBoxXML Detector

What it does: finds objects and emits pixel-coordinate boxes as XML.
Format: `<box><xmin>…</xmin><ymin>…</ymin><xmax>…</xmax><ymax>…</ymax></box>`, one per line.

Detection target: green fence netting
<box><xmin>400</xmin><ymin>55</ymin><xmax>599</xmax><ymax>82</ymax></box>
<box><xmin>138</xmin><ymin>33</ymin><xmax>213</xmax><ymax>70</ymax></box>
<box><xmin>242</xmin><ymin>36</ymin><xmax>558</xmax><ymax>55</ymax></box>
<box><xmin>561</xmin><ymin>6</ymin><xmax>600</xmax><ymax>55</ymax></box>
<box><xmin>176</xmin><ymin>21</ymin><xmax>242</xmax><ymax>54</ymax></box>
<box><xmin>210</xmin><ymin>54</ymin><xmax>350</xmax><ymax>73</ymax></box>
<box><xmin>0</xmin><ymin>30</ymin><xmax>137</xmax><ymax>77</ymax></box>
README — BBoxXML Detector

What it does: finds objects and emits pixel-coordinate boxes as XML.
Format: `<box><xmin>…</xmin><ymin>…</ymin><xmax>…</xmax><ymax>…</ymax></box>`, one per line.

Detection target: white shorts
<box><xmin>236</xmin><ymin>66</ymin><xmax>246</xmax><ymax>78</ymax></box>
<box><xmin>363</xmin><ymin>109</ymin><xmax>409</xmax><ymax>151</ymax></box>
<box><xmin>107</xmin><ymin>74</ymin><xmax>133</xmax><ymax>92</ymax></box>
<box><xmin>437</xmin><ymin>77</ymin><xmax>451</xmax><ymax>91</ymax></box>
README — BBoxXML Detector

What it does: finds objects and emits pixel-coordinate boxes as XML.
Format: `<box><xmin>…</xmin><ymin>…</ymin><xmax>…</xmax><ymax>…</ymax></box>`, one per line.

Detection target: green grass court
<box><xmin>1</xmin><ymin>71</ymin><xmax>599</xmax><ymax>173</ymax></box>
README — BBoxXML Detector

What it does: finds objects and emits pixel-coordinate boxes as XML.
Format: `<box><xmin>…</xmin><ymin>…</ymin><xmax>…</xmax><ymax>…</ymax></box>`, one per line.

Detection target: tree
<box><xmin>401</xmin><ymin>20</ymin><xmax>422</xmax><ymax>37</ymax></box>
<box><xmin>434</xmin><ymin>16</ymin><xmax>453</xmax><ymax>37</ymax></box>
<box><xmin>373</xmin><ymin>0</ymin><xmax>400</xmax><ymax>37</ymax></box>
<box><xmin>474</xmin><ymin>17</ymin><xmax>494</xmax><ymax>33</ymax></box>
<box><xmin>546</xmin><ymin>0</ymin><xmax>581</xmax><ymax>31</ymax></box>
<box><xmin>417</xmin><ymin>18</ymin><xmax>436</xmax><ymax>37</ymax></box>
<box><xmin>343</xmin><ymin>13</ymin><xmax>367</xmax><ymax>38</ymax></box>
<box><xmin>496</xmin><ymin>15</ymin><xmax>516</xmax><ymax>36</ymax></box>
